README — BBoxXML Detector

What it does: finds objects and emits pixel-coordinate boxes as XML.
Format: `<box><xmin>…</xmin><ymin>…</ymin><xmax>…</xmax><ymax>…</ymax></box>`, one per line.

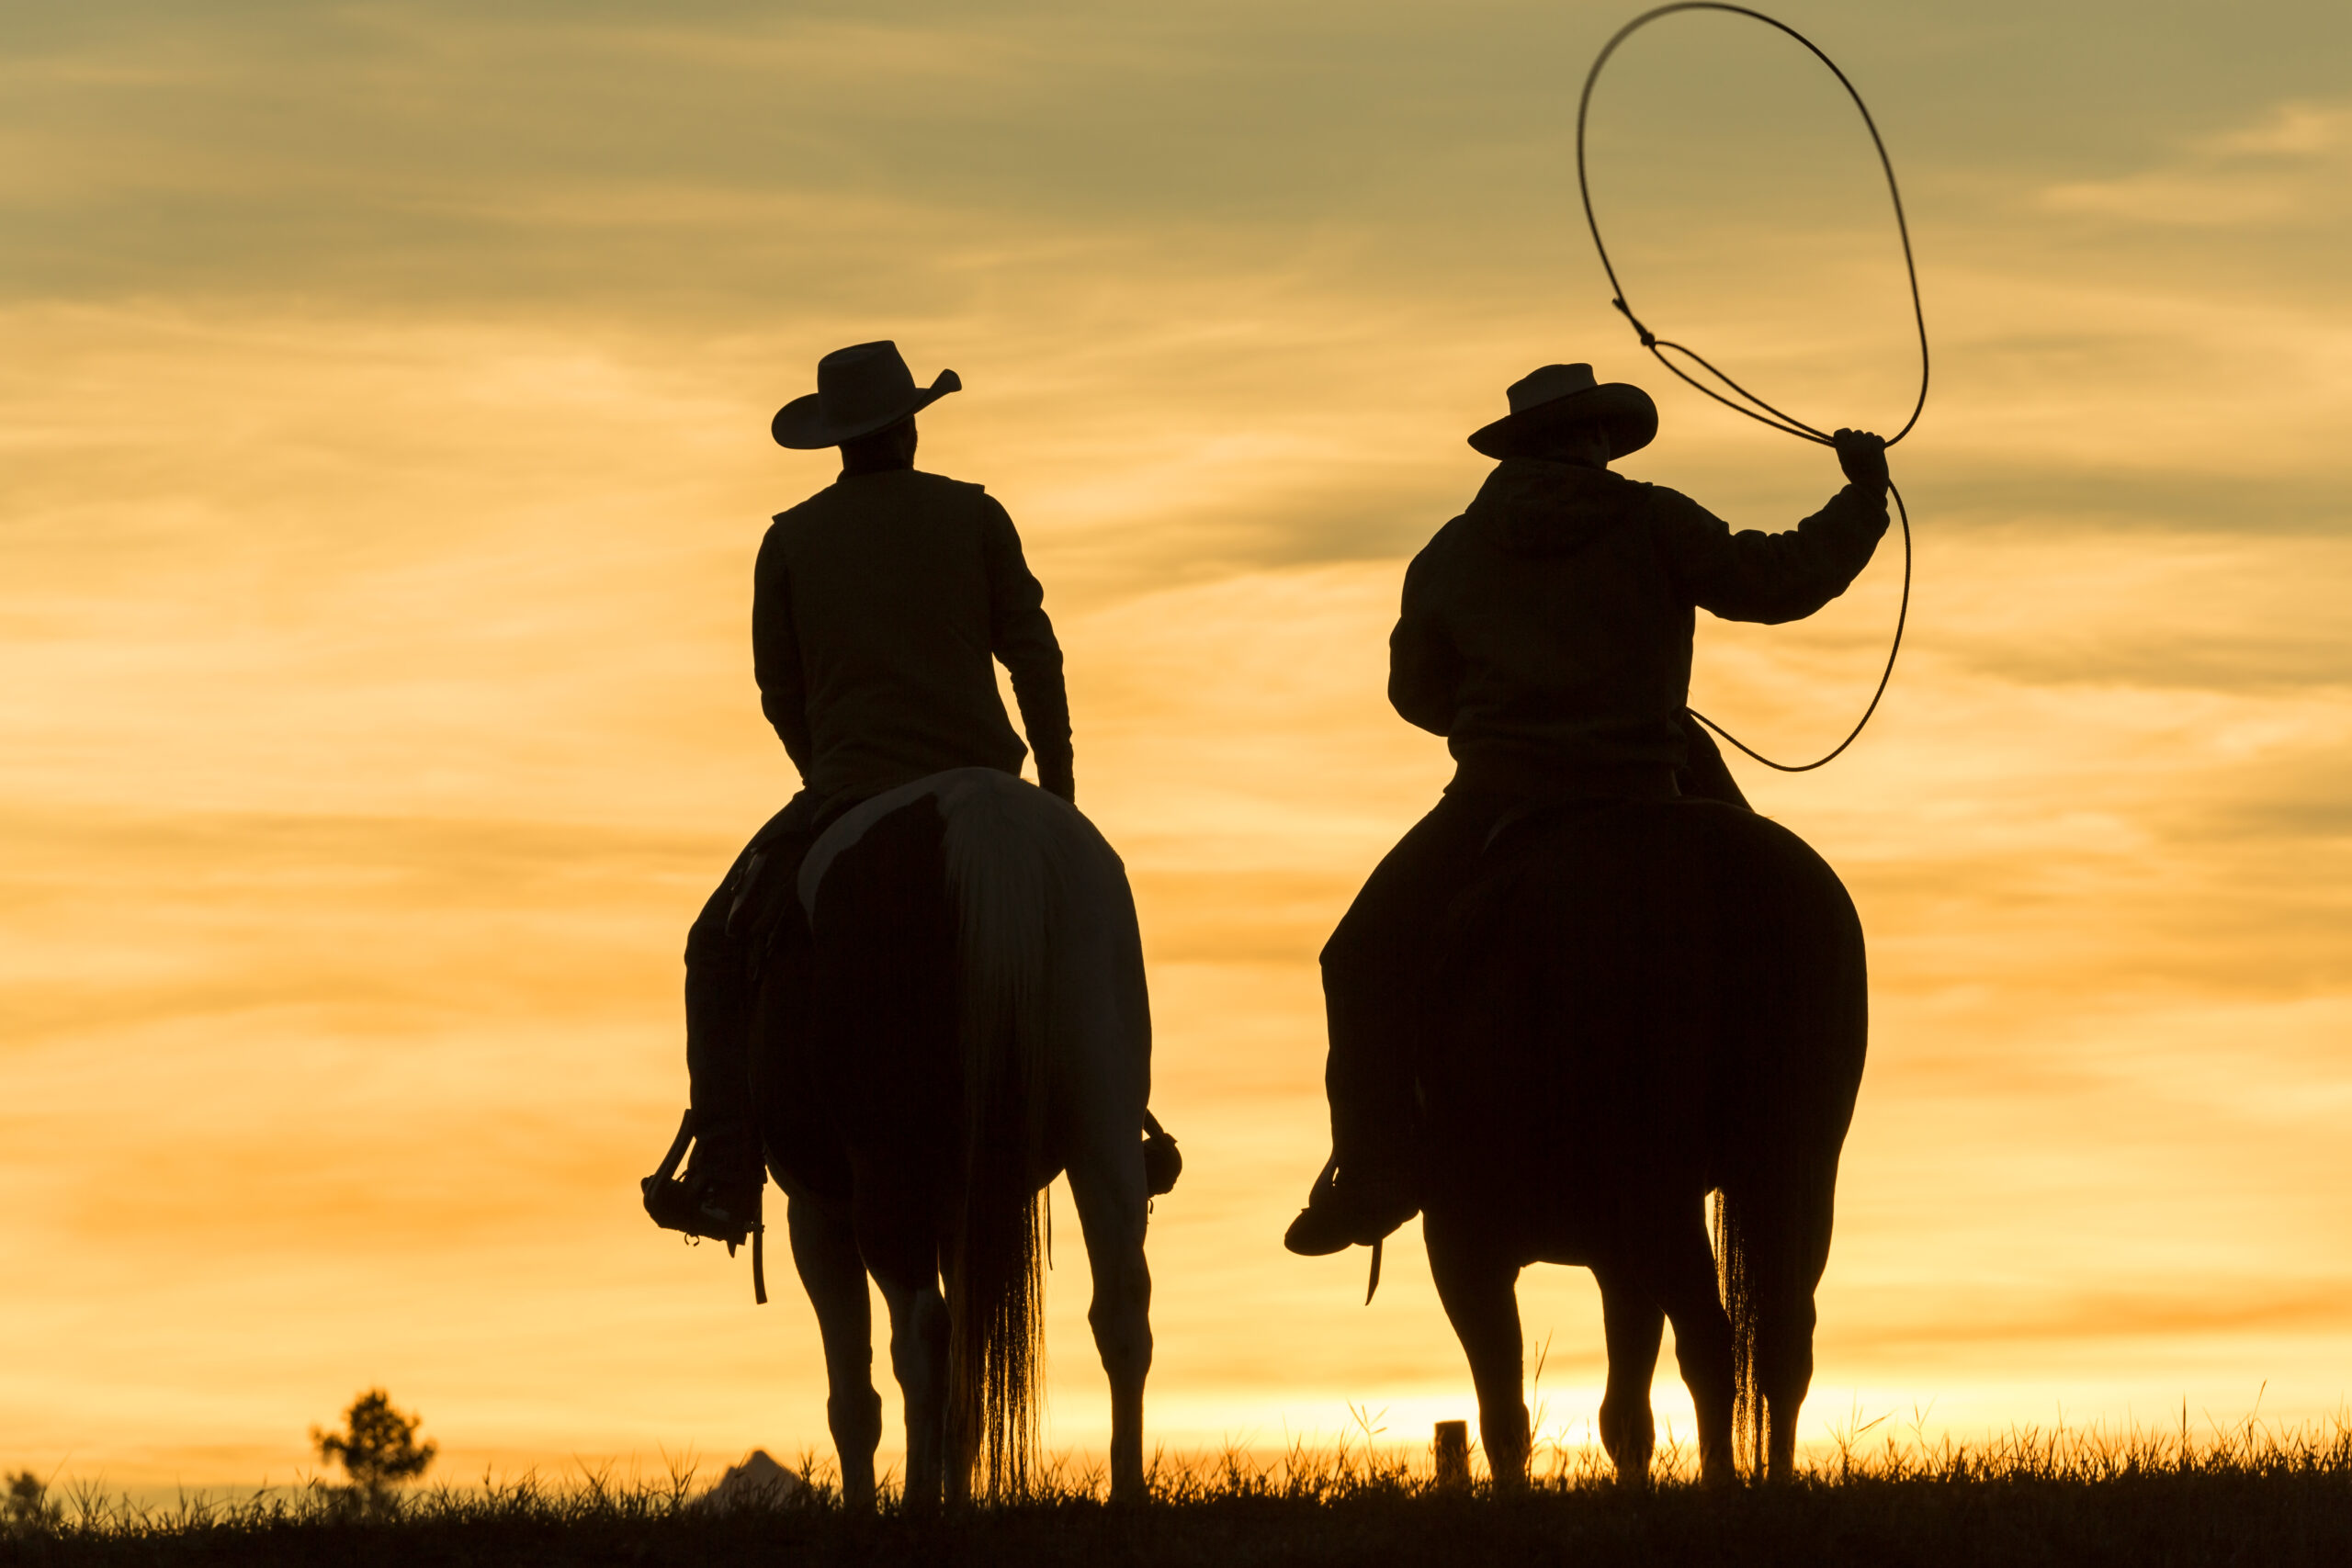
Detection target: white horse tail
<box><xmin>936</xmin><ymin>774</ymin><xmax>1084</xmax><ymax>1498</ymax></box>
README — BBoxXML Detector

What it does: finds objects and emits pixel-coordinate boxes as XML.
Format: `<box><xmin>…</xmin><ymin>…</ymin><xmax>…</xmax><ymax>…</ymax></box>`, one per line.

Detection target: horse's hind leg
<box><xmin>1754</xmin><ymin>1175</ymin><xmax>1838</xmax><ymax>1482</ymax></box>
<box><xmin>1641</xmin><ymin>1208</ymin><xmax>1736</xmax><ymax>1486</ymax></box>
<box><xmin>784</xmin><ymin>1193</ymin><xmax>883</xmax><ymax>1509</ymax></box>
<box><xmin>871</xmin><ymin>1273</ymin><xmax>949</xmax><ymax>1508</ymax></box>
<box><xmin>1426</xmin><ymin>1221</ymin><xmax>1529</xmax><ymax>1488</ymax></box>
<box><xmin>1593</xmin><ymin>1263</ymin><xmax>1664</xmax><ymax>1488</ymax></box>
<box><xmin>1066</xmin><ymin>1141</ymin><xmax>1153</xmax><ymax>1504</ymax></box>
<box><xmin>857</xmin><ymin>1189</ymin><xmax>950</xmax><ymax>1509</ymax></box>
<box><xmin>1758</xmin><ymin>1277</ymin><xmax>1818</xmax><ymax>1483</ymax></box>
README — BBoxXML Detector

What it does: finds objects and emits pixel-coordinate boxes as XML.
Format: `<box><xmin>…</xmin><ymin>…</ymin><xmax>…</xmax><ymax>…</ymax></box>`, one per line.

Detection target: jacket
<box><xmin>1389</xmin><ymin>458</ymin><xmax>1886</xmax><ymax>790</ymax></box>
<box><xmin>752</xmin><ymin>468</ymin><xmax>1072</xmax><ymax>806</ymax></box>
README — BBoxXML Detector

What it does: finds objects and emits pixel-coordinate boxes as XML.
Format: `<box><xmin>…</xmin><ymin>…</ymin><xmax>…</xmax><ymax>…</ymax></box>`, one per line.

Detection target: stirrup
<box><xmin>1282</xmin><ymin>1153</ymin><xmax>1415</xmax><ymax>1262</ymax></box>
<box><xmin>640</xmin><ymin>1111</ymin><xmax>768</xmax><ymax>1303</ymax></box>
<box><xmin>1142</xmin><ymin>1109</ymin><xmax>1182</xmax><ymax>1197</ymax></box>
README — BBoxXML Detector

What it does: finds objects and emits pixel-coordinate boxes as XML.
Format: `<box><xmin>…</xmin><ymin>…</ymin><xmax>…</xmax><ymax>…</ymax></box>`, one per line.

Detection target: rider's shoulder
<box><xmin>1589</xmin><ymin>469</ymin><xmax>1668</xmax><ymax>500</ymax></box>
<box><xmin>768</xmin><ymin>486</ymin><xmax>829</xmax><ymax>529</ymax></box>
<box><xmin>854</xmin><ymin>469</ymin><xmax>999</xmax><ymax>520</ymax></box>
<box><xmin>1408</xmin><ymin>512</ymin><xmax>1478</xmax><ymax>569</ymax></box>
<box><xmin>1623</xmin><ymin>475</ymin><xmax>1688</xmax><ymax>500</ymax></box>
<box><xmin>905</xmin><ymin>468</ymin><xmax>990</xmax><ymax>500</ymax></box>
<box><xmin>1620</xmin><ymin>478</ymin><xmax>1722</xmax><ymax>529</ymax></box>
<box><xmin>768</xmin><ymin>470</ymin><xmax>991</xmax><ymax>530</ymax></box>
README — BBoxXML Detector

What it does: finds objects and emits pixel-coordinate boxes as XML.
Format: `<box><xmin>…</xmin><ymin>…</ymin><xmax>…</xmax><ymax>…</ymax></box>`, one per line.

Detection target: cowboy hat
<box><xmin>771</xmin><ymin>340</ymin><xmax>961</xmax><ymax>449</ymax></box>
<box><xmin>1467</xmin><ymin>362</ymin><xmax>1657</xmax><ymax>460</ymax></box>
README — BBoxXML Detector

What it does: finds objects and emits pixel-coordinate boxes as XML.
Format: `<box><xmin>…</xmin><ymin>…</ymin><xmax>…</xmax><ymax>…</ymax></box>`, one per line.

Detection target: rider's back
<box><xmin>1390</xmin><ymin>458</ymin><xmax>1884</xmax><ymax>792</ymax></box>
<box><xmin>754</xmin><ymin>468</ymin><xmax>1068</xmax><ymax>807</ymax></box>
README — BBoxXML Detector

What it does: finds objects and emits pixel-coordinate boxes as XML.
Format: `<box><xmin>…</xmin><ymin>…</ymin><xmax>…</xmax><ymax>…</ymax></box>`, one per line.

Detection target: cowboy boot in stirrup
<box><xmin>641</xmin><ymin>1112</ymin><xmax>764</xmax><ymax>1248</ymax></box>
<box><xmin>1142</xmin><ymin>1110</ymin><xmax>1182</xmax><ymax>1197</ymax></box>
<box><xmin>1282</xmin><ymin>1150</ymin><xmax>1418</xmax><ymax>1257</ymax></box>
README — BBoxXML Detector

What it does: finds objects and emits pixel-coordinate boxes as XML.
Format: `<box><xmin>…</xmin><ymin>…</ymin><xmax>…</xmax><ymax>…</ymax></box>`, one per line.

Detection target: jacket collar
<box><xmin>1465</xmin><ymin>459</ymin><xmax>1637</xmax><ymax>558</ymax></box>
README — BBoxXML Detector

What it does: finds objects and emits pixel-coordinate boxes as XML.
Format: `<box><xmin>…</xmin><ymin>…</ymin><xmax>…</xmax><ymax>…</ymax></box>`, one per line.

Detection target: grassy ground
<box><xmin>6</xmin><ymin>1419</ymin><xmax>2349</xmax><ymax>1566</ymax></box>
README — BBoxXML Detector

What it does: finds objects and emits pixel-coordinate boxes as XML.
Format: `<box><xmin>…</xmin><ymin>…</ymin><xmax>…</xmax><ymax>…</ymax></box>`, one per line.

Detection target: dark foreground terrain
<box><xmin>6</xmin><ymin>1426</ymin><xmax>2348</xmax><ymax>1567</ymax></box>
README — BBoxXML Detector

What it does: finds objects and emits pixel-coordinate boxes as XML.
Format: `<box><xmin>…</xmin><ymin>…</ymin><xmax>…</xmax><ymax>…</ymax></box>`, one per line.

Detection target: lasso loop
<box><xmin>1577</xmin><ymin>3</ymin><xmax>1928</xmax><ymax>772</ymax></box>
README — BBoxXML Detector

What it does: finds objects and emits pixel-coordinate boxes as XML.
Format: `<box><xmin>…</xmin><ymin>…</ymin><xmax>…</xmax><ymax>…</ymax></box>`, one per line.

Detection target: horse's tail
<box><xmin>1713</xmin><ymin>1183</ymin><xmax>1765</xmax><ymax>1473</ymax></box>
<box><xmin>1712</xmin><ymin>818</ymin><xmax>1869</xmax><ymax>1478</ymax></box>
<box><xmin>1713</xmin><ymin>1139</ymin><xmax>1848</xmax><ymax>1475</ymax></box>
<box><xmin>937</xmin><ymin>779</ymin><xmax>1072</xmax><ymax>1498</ymax></box>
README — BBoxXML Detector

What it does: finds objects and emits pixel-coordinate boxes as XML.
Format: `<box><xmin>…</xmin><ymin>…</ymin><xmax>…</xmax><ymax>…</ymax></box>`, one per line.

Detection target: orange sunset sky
<box><xmin>5</xmin><ymin>0</ymin><xmax>2349</xmax><ymax>1487</ymax></box>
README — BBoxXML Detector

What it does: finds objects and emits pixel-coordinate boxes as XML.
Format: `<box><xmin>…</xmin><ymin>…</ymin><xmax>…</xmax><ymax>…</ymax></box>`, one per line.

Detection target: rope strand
<box><xmin>1577</xmin><ymin>3</ymin><xmax>1928</xmax><ymax>771</ymax></box>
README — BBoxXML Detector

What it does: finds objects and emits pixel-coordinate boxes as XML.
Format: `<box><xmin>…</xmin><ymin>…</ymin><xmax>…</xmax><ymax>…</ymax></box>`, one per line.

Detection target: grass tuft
<box><xmin>4</xmin><ymin>1416</ymin><xmax>2350</xmax><ymax>1564</ymax></box>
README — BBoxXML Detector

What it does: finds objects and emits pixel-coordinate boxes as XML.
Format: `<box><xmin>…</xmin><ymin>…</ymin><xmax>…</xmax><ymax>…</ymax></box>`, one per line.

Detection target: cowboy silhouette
<box><xmin>649</xmin><ymin>341</ymin><xmax>1075</xmax><ymax>1243</ymax></box>
<box><xmin>1283</xmin><ymin>362</ymin><xmax>1890</xmax><ymax>1257</ymax></box>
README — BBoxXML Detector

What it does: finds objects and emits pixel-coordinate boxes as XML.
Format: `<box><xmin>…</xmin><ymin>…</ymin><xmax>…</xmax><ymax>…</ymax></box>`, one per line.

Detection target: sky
<box><xmin>4</xmin><ymin>0</ymin><xmax>2349</xmax><ymax>1488</ymax></box>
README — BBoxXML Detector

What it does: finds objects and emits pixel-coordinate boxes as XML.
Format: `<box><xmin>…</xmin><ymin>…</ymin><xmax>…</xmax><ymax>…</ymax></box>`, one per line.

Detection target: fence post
<box><xmin>1433</xmin><ymin>1420</ymin><xmax>1470</xmax><ymax>1489</ymax></box>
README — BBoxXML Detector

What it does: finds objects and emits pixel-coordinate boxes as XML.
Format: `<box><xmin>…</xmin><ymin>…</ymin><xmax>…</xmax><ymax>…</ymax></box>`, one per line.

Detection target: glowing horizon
<box><xmin>3</xmin><ymin>0</ymin><xmax>2348</xmax><ymax>1486</ymax></box>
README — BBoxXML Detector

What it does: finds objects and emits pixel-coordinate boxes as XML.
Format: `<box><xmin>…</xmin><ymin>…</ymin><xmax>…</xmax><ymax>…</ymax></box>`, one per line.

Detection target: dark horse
<box><xmin>752</xmin><ymin>768</ymin><xmax>1155</xmax><ymax>1506</ymax></box>
<box><xmin>1419</xmin><ymin>796</ymin><xmax>1866</xmax><ymax>1486</ymax></box>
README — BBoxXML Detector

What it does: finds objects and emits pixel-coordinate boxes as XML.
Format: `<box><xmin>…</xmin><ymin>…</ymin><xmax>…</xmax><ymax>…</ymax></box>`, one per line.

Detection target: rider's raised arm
<box><xmin>752</xmin><ymin>527</ymin><xmax>816</xmax><ymax>780</ymax></box>
<box><xmin>1387</xmin><ymin>542</ymin><xmax>1464</xmax><ymax>738</ymax></box>
<box><xmin>1650</xmin><ymin>480</ymin><xmax>1888</xmax><ymax>626</ymax></box>
<box><xmin>979</xmin><ymin>494</ymin><xmax>1075</xmax><ymax>801</ymax></box>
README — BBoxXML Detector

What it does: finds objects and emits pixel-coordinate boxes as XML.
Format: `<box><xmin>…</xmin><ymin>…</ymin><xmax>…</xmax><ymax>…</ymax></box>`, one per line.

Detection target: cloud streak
<box><xmin>2043</xmin><ymin>100</ymin><xmax>2352</xmax><ymax>227</ymax></box>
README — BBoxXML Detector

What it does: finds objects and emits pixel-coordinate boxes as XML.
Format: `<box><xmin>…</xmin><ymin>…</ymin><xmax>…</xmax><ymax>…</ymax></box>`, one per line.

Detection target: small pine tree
<box><xmin>311</xmin><ymin>1389</ymin><xmax>436</xmax><ymax>1505</ymax></box>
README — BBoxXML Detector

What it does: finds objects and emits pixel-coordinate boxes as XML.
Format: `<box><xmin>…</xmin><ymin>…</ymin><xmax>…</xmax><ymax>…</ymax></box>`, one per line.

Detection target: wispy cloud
<box><xmin>2041</xmin><ymin>100</ymin><xmax>2352</xmax><ymax>226</ymax></box>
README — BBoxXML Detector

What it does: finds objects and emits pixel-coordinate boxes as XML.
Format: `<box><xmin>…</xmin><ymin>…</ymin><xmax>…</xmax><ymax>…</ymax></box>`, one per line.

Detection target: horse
<box><xmin>749</xmin><ymin>767</ymin><xmax>1156</xmax><ymax>1507</ymax></box>
<box><xmin>1416</xmin><ymin>796</ymin><xmax>1867</xmax><ymax>1487</ymax></box>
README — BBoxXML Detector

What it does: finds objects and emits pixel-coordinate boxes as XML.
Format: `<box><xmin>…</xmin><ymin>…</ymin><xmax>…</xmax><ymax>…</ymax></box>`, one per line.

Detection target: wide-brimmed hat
<box><xmin>772</xmin><ymin>341</ymin><xmax>961</xmax><ymax>449</ymax></box>
<box><xmin>1467</xmin><ymin>363</ymin><xmax>1657</xmax><ymax>460</ymax></box>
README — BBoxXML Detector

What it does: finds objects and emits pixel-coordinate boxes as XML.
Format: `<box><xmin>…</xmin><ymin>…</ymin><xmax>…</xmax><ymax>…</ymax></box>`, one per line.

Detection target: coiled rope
<box><xmin>1577</xmin><ymin>3</ymin><xmax>1928</xmax><ymax>772</ymax></box>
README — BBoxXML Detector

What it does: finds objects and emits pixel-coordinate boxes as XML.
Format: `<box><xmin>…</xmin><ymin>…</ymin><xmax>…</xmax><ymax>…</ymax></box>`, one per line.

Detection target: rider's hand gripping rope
<box><xmin>1578</xmin><ymin>3</ymin><xmax>1928</xmax><ymax>772</ymax></box>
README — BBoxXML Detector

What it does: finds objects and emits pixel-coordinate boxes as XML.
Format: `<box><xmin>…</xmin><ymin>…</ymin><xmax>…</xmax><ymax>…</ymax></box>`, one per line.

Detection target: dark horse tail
<box><xmin>1710</xmin><ymin>818</ymin><xmax>1869</xmax><ymax>1474</ymax></box>
<box><xmin>938</xmin><ymin>783</ymin><xmax>1069</xmax><ymax>1497</ymax></box>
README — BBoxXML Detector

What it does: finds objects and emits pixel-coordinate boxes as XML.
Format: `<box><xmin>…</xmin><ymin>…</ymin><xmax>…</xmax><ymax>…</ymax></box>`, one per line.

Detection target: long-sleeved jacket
<box><xmin>1390</xmin><ymin>458</ymin><xmax>1886</xmax><ymax>790</ymax></box>
<box><xmin>752</xmin><ymin>468</ymin><xmax>1072</xmax><ymax>807</ymax></box>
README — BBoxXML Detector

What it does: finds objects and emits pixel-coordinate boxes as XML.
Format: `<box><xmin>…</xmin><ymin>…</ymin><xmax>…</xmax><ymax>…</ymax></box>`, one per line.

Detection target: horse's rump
<box><xmin>1425</xmin><ymin>800</ymin><xmax>1865</xmax><ymax>1237</ymax></box>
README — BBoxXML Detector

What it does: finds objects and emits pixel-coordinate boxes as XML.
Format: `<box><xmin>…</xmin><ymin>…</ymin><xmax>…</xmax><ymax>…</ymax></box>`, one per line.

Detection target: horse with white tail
<box><xmin>753</xmin><ymin>767</ymin><xmax>1162</xmax><ymax>1507</ymax></box>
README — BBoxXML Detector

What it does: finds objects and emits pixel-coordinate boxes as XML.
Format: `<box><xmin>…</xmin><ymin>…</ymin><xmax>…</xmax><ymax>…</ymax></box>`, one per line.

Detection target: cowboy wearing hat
<box><xmin>1283</xmin><ymin>362</ymin><xmax>1891</xmax><ymax>1256</ymax></box>
<box><xmin>650</xmin><ymin>340</ymin><xmax>1074</xmax><ymax>1243</ymax></box>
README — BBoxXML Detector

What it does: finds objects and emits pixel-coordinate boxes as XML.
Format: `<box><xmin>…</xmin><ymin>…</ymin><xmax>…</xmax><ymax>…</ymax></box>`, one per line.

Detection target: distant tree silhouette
<box><xmin>311</xmin><ymin>1389</ymin><xmax>436</xmax><ymax>1505</ymax></box>
<box><xmin>6</xmin><ymin>1470</ymin><xmax>59</xmax><ymax>1529</ymax></box>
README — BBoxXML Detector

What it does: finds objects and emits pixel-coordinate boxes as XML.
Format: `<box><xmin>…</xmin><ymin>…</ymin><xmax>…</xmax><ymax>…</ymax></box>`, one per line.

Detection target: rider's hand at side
<box><xmin>1832</xmin><ymin>428</ymin><xmax>1888</xmax><ymax>493</ymax></box>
